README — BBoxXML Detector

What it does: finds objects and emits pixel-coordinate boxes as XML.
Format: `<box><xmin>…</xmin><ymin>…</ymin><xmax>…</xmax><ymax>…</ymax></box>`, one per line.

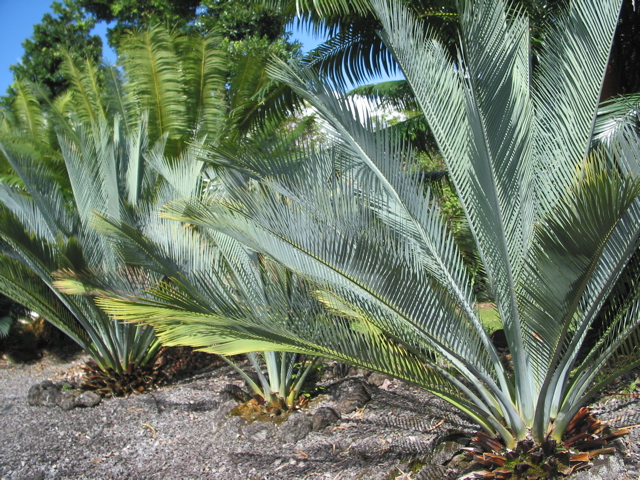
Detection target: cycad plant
<box><xmin>0</xmin><ymin>118</ymin><xmax>161</xmax><ymax>391</ymax></box>
<box><xmin>57</xmin><ymin>153</ymin><xmax>323</xmax><ymax>410</ymax></box>
<box><xmin>98</xmin><ymin>0</ymin><xmax>640</xmax><ymax>448</ymax></box>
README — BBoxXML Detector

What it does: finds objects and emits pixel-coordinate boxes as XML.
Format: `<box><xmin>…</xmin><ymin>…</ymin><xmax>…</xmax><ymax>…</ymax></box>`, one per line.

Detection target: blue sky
<box><xmin>0</xmin><ymin>0</ymin><xmax>327</xmax><ymax>96</ymax></box>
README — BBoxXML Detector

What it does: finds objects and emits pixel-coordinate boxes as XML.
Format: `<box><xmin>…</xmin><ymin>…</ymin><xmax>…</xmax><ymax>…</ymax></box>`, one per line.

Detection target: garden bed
<box><xmin>1</xmin><ymin>352</ymin><xmax>639</xmax><ymax>480</ymax></box>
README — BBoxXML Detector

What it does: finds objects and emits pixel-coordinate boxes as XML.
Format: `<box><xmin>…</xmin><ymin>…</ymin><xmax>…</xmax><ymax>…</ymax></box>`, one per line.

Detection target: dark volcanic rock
<box><xmin>275</xmin><ymin>413</ymin><xmax>313</xmax><ymax>444</ymax></box>
<box><xmin>335</xmin><ymin>381</ymin><xmax>371</xmax><ymax>414</ymax></box>
<box><xmin>57</xmin><ymin>390</ymin><xmax>81</xmax><ymax>411</ymax></box>
<box><xmin>75</xmin><ymin>391</ymin><xmax>101</xmax><ymax>408</ymax></box>
<box><xmin>212</xmin><ymin>399</ymin><xmax>240</xmax><ymax>429</ymax></box>
<box><xmin>367</xmin><ymin>372</ymin><xmax>389</xmax><ymax>387</ymax></box>
<box><xmin>27</xmin><ymin>381</ymin><xmax>62</xmax><ymax>406</ymax></box>
<box><xmin>27</xmin><ymin>381</ymin><xmax>101</xmax><ymax>410</ymax></box>
<box><xmin>242</xmin><ymin>420</ymin><xmax>276</xmax><ymax>441</ymax></box>
<box><xmin>312</xmin><ymin>406</ymin><xmax>340</xmax><ymax>431</ymax></box>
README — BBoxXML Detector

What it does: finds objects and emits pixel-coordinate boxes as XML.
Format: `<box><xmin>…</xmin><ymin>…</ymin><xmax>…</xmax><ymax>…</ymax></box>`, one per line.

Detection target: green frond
<box><xmin>347</xmin><ymin>80</ymin><xmax>416</xmax><ymax>111</ymax></box>
<box><xmin>102</xmin><ymin>65</ymin><xmax>131</xmax><ymax>133</ymax></box>
<box><xmin>533</xmin><ymin>0</ymin><xmax>622</xmax><ymax>214</ymax></box>
<box><xmin>593</xmin><ymin>93</ymin><xmax>640</xmax><ymax>149</ymax></box>
<box><xmin>264</xmin><ymin>0</ymin><xmax>373</xmax><ymax>18</ymax></box>
<box><xmin>97</xmin><ymin>292</ymin><xmax>497</xmax><ymax>432</ymax></box>
<box><xmin>0</xmin><ymin>145</ymin><xmax>75</xmax><ymax>242</ymax></box>
<box><xmin>8</xmin><ymin>80</ymin><xmax>48</xmax><ymax>144</ymax></box>
<box><xmin>226</xmin><ymin>49</ymin><xmax>280</xmax><ymax>136</ymax></box>
<box><xmin>162</xmin><ymin>165</ymin><xmax>521</xmax><ymax>435</ymax></box>
<box><xmin>198</xmin><ymin>339</ymin><xmax>312</xmax><ymax>356</ymax></box>
<box><xmin>301</xmin><ymin>24</ymin><xmax>399</xmax><ymax>91</ymax></box>
<box><xmin>0</xmin><ymin>254</ymin><xmax>94</xmax><ymax>351</ymax></box>
<box><xmin>177</xmin><ymin>33</ymin><xmax>227</xmax><ymax>140</ymax></box>
<box><xmin>519</xmin><ymin>153</ymin><xmax>640</xmax><ymax>439</ymax></box>
<box><xmin>59</xmin><ymin>51</ymin><xmax>105</xmax><ymax>126</ymax></box>
<box><xmin>120</xmin><ymin>26</ymin><xmax>188</xmax><ymax>142</ymax></box>
<box><xmin>553</xmin><ymin>250</ymin><xmax>640</xmax><ymax>434</ymax></box>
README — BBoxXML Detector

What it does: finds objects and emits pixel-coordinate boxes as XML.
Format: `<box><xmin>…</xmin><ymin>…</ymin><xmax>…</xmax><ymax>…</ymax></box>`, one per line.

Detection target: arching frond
<box><xmin>593</xmin><ymin>92</ymin><xmax>640</xmax><ymax>149</ymax></box>
<box><xmin>7</xmin><ymin>80</ymin><xmax>48</xmax><ymax>144</ymax></box>
<box><xmin>59</xmin><ymin>52</ymin><xmax>106</xmax><ymax>126</ymax></box>
<box><xmin>120</xmin><ymin>26</ymin><xmax>188</xmax><ymax>142</ymax></box>
<box><xmin>533</xmin><ymin>0</ymin><xmax>622</xmax><ymax>214</ymax></box>
<box><xmin>301</xmin><ymin>22</ymin><xmax>399</xmax><ymax>91</ymax></box>
<box><xmin>178</xmin><ymin>33</ymin><xmax>227</xmax><ymax>140</ymax></box>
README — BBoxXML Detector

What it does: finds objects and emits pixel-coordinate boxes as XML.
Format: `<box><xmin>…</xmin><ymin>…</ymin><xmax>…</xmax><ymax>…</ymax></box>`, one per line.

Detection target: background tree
<box><xmin>78</xmin><ymin>0</ymin><xmax>290</xmax><ymax>47</ymax></box>
<box><xmin>6</xmin><ymin>0</ymin><xmax>102</xmax><ymax>99</ymax></box>
<box><xmin>73</xmin><ymin>0</ymin><xmax>305</xmax><ymax>140</ymax></box>
<box><xmin>607</xmin><ymin>0</ymin><xmax>640</xmax><ymax>96</ymax></box>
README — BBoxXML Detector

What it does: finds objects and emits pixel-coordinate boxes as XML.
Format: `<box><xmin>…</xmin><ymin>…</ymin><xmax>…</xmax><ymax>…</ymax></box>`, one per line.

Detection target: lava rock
<box><xmin>75</xmin><ymin>391</ymin><xmax>102</xmax><ymax>408</ymax></box>
<box><xmin>312</xmin><ymin>407</ymin><xmax>340</xmax><ymax>431</ymax></box>
<box><xmin>367</xmin><ymin>372</ymin><xmax>389</xmax><ymax>387</ymax></box>
<box><xmin>28</xmin><ymin>381</ymin><xmax>62</xmax><ymax>407</ymax></box>
<box><xmin>242</xmin><ymin>421</ymin><xmax>276</xmax><ymax>441</ymax></box>
<box><xmin>28</xmin><ymin>381</ymin><xmax>102</xmax><ymax>410</ymax></box>
<box><xmin>275</xmin><ymin>413</ymin><xmax>314</xmax><ymax>444</ymax></box>
<box><xmin>335</xmin><ymin>382</ymin><xmax>371</xmax><ymax>415</ymax></box>
<box><xmin>212</xmin><ymin>399</ymin><xmax>240</xmax><ymax>429</ymax></box>
<box><xmin>58</xmin><ymin>391</ymin><xmax>82</xmax><ymax>411</ymax></box>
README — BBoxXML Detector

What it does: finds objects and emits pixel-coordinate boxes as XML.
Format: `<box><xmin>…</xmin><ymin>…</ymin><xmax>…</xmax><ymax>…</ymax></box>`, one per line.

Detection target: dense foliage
<box><xmin>5</xmin><ymin>0</ymin><xmax>102</xmax><ymax>99</ymax></box>
<box><xmin>0</xmin><ymin>118</ymin><xmax>160</xmax><ymax>376</ymax></box>
<box><xmin>1</xmin><ymin>0</ymin><xmax>639</xmax><ymax>463</ymax></box>
<box><xmin>91</xmin><ymin>0</ymin><xmax>640</xmax><ymax>449</ymax></box>
<box><xmin>78</xmin><ymin>0</ymin><xmax>288</xmax><ymax>46</ymax></box>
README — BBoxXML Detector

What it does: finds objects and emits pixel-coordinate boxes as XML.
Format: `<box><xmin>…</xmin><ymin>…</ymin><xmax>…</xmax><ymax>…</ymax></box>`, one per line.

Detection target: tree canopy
<box><xmin>78</xmin><ymin>0</ymin><xmax>291</xmax><ymax>47</ymax></box>
<box><xmin>7</xmin><ymin>0</ymin><xmax>102</xmax><ymax>99</ymax></box>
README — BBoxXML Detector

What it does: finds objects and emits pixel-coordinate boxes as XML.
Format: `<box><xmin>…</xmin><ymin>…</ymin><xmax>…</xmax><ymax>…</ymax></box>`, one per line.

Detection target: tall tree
<box><xmin>7</xmin><ymin>0</ymin><xmax>102</xmax><ymax>99</ymax></box>
<box><xmin>78</xmin><ymin>0</ymin><xmax>289</xmax><ymax>48</ymax></box>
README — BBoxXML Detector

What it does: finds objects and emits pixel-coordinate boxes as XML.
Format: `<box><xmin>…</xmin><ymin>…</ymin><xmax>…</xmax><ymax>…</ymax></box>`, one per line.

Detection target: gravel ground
<box><xmin>1</xmin><ymin>353</ymin><xmax>639</xmax><ymax>480</ymax></box>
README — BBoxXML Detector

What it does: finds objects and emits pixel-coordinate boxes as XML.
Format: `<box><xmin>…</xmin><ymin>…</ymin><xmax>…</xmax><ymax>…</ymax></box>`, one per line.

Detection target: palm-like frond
<box><xmin>120</xmin><ymin>26</ymin><xmax>188</xmax><ymax>142</ymax></box>
<box><xmin>4</xmin><ymin>81</ymin><xmax>48</xmax><ymax>145</ymax></box>
<box><xmin>301</xmin><ymin>22</ymin><xmax>399</xmax><ymax>91</ymax></box>
<box><xmin>177</xmin><ymin>34</ymin><xmax>228</xmax><ymax>141</ymax></box>
<box><xmin>224</xmin><ymin>48</ymin><xmax>300</xmax><ymax>139</ymax></box>
<box><xmin>0</xmin><ymin>144</ymin><xmax>74</xmax><ymax>242</ymax></box>
<box><xmin>376</xmin><ymin>0</ymin><xmax>535</xmax><ymax>416</ymax></box>
<box><xmin>518</xmin><ymin>152</ymin><xmax>640</xmax><ymax>439</ymax></box>
<box><xmin>163</xmin><ymin>144</ymin><xmax>521</xmax><ymax>439</ymax></box>
<box><xmin>532</xmin><ymin>0</ymin><xmax>622</xmax><ymax>213</ymax></box>
<box><xmin>59</xmin><ymin>52</ymin><xmax>106</xmax><ymax>127</ymax></box>
<box><xmin>0</xmin><ymin>251</ymin><xmax>93</xmax><ymax>350</ymax></box>
<box><xmin>0</xmin><ymin>119</ymin><xmax>160</xmax><ymax>374</ymax></box>
<box><xmin>592</xmin><ymin>93</ymin><xmax>640</xmax><ymax>149</ymax></box>
<box><xmin>264</xmin><ymin>0</ymin><xmax>373</xmax><ymax>19</ymax></box>
<box><xmin>348</xmin><ymin>80</ymin><xmax>417</xmax><ymax>110</ymax></box>
<box><xmin>158</xmin><ymin>0</ymin><xmax>632</xmax><ymax>446</ymax></box>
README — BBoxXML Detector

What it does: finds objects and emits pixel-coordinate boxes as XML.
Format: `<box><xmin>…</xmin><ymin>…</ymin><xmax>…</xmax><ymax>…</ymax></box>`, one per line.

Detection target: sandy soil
<box><xmin>1</xmin><ymin>353</ymin><xmax>639</xmax><ymax>480</ymax></box>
